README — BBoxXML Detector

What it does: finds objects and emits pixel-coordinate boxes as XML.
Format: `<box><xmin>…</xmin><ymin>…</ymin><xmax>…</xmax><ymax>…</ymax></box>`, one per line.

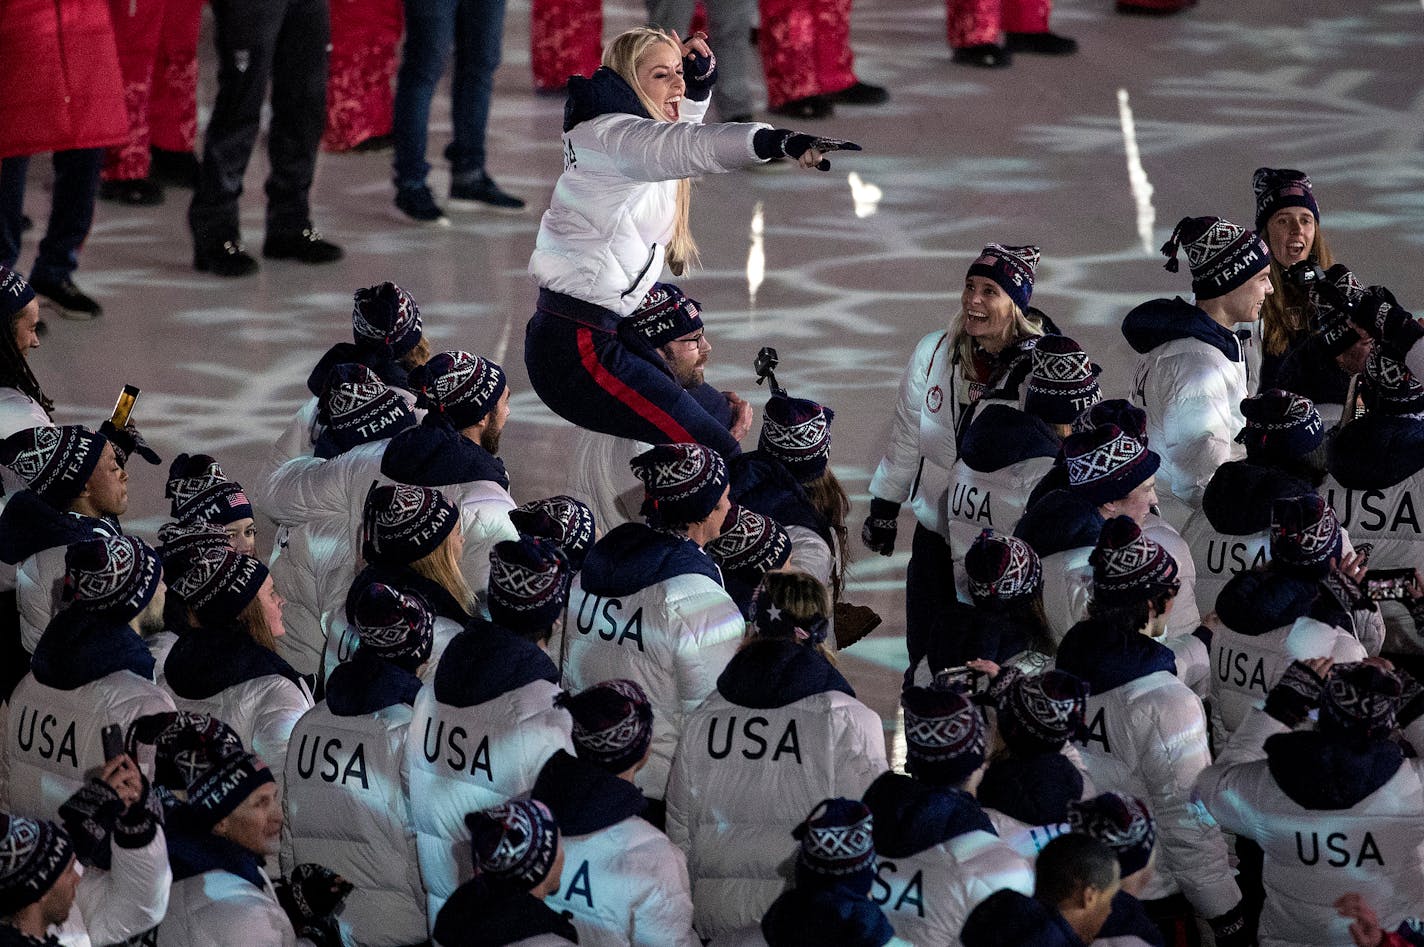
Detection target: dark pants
<box><xmin>189</xmin><ymin>0</ymin><xmax>330</xmax><ymax>243</ymax></box>
<box><xmin>525</xmin><ymin>291</ymin><xmax>741</xmax><ymax>457</ymax></box>
<box><xmin>905</xmin><ymin>522</ymin><xmax>956</xmax><ymax>671</ymax></box>
<box><xmin>1142</xmin><ymin>893</ymin><xmax>1201</xmax><ymax>947</ymax></box>
<box><xmin>392</xmin><ymin>0</ymin><xmax>507</xmax><ymax>189</ymax></box>
<box><xmin>0</xmin><ymin>149</ymin><xmax>104</xmax><ymax>283</ymax></box>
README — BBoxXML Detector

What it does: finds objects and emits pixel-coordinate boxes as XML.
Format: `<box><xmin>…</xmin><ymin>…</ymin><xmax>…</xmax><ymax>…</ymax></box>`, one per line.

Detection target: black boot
<box><xmin>29</xmin><ymin>275</ymin><xmax>103</xmax><ymax>320</ymax></box>
<box><xmin>194</xmin><ymin>238</ymin><xmax>260</xmax><ymax>277</ymax></box>
<box><xmin>951</xmin><ymin>44</ymin><xmax>1012</xmax><ymax>67</ymax></box>
<box><xmin>262</xmin><ymin>227</ymin><xmax>344</xmax><ymax>264</ymax></box>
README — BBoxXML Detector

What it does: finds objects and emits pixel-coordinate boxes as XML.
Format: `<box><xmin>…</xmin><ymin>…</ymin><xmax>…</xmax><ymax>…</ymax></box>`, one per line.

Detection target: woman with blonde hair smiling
<box><xmin>862</xmin><ymin>243</ymin><xmax>1049</xmax><ymax>669</ymax></box>
<box><xmin>525</xmin><ymin>27</ymin><xmax>861</xmax><ymax>458</ymax></box>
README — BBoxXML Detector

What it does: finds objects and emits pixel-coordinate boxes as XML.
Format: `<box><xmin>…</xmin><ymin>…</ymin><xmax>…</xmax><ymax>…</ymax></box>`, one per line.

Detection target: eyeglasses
<box><xmin>673</xmin><ymin>332</ymin><xmax>708</xmax><ymax>348</ymax></box>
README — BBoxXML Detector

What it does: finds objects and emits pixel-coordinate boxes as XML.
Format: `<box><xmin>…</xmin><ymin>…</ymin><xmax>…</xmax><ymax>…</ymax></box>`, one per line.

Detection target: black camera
<box><xmin>754</xmin><ymin>346</ymin><xmax>785</xmax><ymax>395</ymax></box>
<box><xmin>1284</xmin><ymin>258</ymin><xmax>1328</xmax><ymax>291</ymax></box>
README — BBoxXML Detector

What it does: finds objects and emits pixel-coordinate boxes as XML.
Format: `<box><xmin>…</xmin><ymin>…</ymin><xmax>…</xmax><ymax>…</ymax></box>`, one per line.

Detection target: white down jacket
<box><xmin>1207</xmin><ymin>569</ymin><xmax>1368</xmax><ymax>742</ymax></box>
<box><xmin>555</xmin><ymin>523</ymin><xmax>744</xmax><ymax>800</ymax></box>
<box><xmin>405</xmin><ymin>623</ymin><xmax>574</xmax><ymax>926</ymax></box>
<box><xmin>0</xmin><ymin>388</ymin><xmax>51</xmax><ymax>596</ymax></box>
<box><xmin>1055</xmin><ymin>622</ymin><xmax>1240</xmax><ymax>920</ymax></box>
<box><xmin>157</xmin><ymin>860</ymin><xmax>309</xmax><ymax>947</ymax></box>
<box><xmin>1198</xmin><ymin>707</ymin><xmax>1424</xmax><ymax>947</ymax></box>
<box><xmin>533</xmin><ymin>751</ymin><xmax>700</xmax><ymax>947</ymax></box>
<box><xmin>944</xmin><ymin>403</ymin><xmax>1059</xmax><ymax>601</ymax></box>
<box><xmin>1123</xmin><ymin>298</ymin><xmax>1251</xmax><ymax>522</ymax></box>
<box><xmin>665</xmin><ymin>639</ymin><xmax>887</xmax><ymax>940</ymax></box>
<box><xmin>54</xmin><ymin>828</ymin><xmax>172</xmax><ymax>947</ymax></box>
<box><xmin>862</xmin><ymin>772</ymin><xmax>1033</xmax><ymax>946</ymax></box>
<box><xmin>284</xmin><ymin>661</ymin><xmax>427</xmax><ymax>947</ymax></box>
<box><xmin>529</xmin><ymin>85</ymin><xmax>767</xmax><ymax>315</ymax></box>
<box><xmin>1</xmin><ymin>619</ymin><xmax>174</xmax><ymax>816</ymax></box>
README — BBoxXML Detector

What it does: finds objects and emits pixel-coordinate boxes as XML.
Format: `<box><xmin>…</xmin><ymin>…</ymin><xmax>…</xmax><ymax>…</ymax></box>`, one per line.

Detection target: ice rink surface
<box><xmin>16</xmin><ymin>0</ymin><xmax>1424</xmax><ymax>750</ymax></box>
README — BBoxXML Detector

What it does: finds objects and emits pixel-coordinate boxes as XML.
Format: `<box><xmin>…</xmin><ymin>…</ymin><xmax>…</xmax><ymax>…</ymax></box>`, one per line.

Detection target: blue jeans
<box><xmin>392</xmin><ymin>0</ymin><xmax>508</xmax><ymax>189</ymax></box>
<box><xmin>0</xmin><ymin>150</ymin><xmax>104</xmax><ymax>284</ymax></box>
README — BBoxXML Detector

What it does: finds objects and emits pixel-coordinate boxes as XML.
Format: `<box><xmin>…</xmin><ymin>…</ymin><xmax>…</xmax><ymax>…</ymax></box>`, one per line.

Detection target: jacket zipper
<box><xmin>620</xmin><ymin>243</ymin><xmax>657</xmax><ymax>299</ymax></box>
<box><xmin>909</xmin><ymin>457</ymin><xmax>925</xmax><ymax>502</ymax></box>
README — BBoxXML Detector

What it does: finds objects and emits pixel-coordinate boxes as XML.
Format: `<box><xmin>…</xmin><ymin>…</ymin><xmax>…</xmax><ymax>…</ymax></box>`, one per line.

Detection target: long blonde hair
<box><xmin>950</xmin><ymin>303</ymin><xmax>1045</xmax><ymax>370</ymax></box>
<box><xmin>410</xmin><ymin>531</ymin><xmax>474</xmax><ymax>615</ymax></box>
<box><xmin>1262</xmin><ymin>229</ymin><xmax>1334</xmax><ymax>358</ymax></box>
<box><xmin>602</xmin><ymin>28</ymin><xmax>698</xmax><ymax>275</ymax></box>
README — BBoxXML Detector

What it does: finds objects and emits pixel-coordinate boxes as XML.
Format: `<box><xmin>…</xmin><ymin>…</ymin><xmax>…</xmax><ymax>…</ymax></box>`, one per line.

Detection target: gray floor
<box><xmin>15</xmin><ymin>0</ymin><xmax>1424</xmax><ymax>744</ymax></box>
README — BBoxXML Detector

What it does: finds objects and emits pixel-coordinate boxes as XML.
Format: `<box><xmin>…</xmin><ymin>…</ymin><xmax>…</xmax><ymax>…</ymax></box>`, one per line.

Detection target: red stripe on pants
<box><xmin>576</xmin><ymin>327</ymin><xmax>695</xmax><ymax>443</ymax></box>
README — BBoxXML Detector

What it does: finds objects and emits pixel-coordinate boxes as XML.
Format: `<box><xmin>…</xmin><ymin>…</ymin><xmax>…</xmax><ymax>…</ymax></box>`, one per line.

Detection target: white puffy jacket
<box><xmin>405</xmin><ymin>625</ymin><xmax>574</xmax><ymax>926</ymax></box>
<box><xmin>1125</xmin><ymin>300</ymin><xmax>1250</xmax><ymax>518</ymax></box>
<box><xmin>1</xmin><ymin>667</ymin><xmax>174</xmax><ymax>818</ymax></box>
<box><xmin>529</xmin><ymin>93</ymin><xmax>768</xmax><ymax>315</ymax></box>
<box><xmin>1208</xmin><ymin>614</ymin><xmax>1366</xmax><ymax>743</ymax></box>
<box><xmin>868</xmin><ymin>331</ymin><xmax>963</xmax><ymax>535</ymax></box>
<box><xmin>284</xmin><ymin>695</ymin><xmax>426</xmax><ymax>947</ymax></box>
<box><xmin>1198</xmin><ymin>707</ymin><xmax>1424</xmax><ymax>947</ymax></box>
<box><xmin>1055</xmin><ymin>625</ymin><xmax>1240</xmax><ymax>920</ymax></box>
<box><xmin>556</xmin><ymin>524</ymin><xmax>745</xmax><ymax>800</ymax></box>
<box><xmin>534</xmin><ymin>753</ymin><xmax>699</xmax><ymax>947</ymax></box>
<box><xmin>156</xmin><ymin>863</ymin><xmax>310</xmax><ymax>947</ymax></box>
<box><xmin>0</xmin><ymin>388</ymin><xmax>51</xmax><ymax>596</ymax></box>
<box><xmin>567</xmin><ymin>428</ymin><xmax>647</xmax><ymax>535</ymax></box>
<box><xmin>664</xmin><ymin>640</ymin><xmax>887</xmax><ymax>940</ymax></box>
<box><xmin>54</xmin><ymin>828</ymin><xmax>172</xmax><ymax>947</ymax></box>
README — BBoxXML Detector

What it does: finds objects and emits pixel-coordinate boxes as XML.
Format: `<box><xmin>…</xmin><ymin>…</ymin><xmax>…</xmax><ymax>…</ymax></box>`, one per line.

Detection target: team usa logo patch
<box><xmin>926</xmin><ymin>385</ymin><xmax>944</xmax><ymax>413</ymax></box>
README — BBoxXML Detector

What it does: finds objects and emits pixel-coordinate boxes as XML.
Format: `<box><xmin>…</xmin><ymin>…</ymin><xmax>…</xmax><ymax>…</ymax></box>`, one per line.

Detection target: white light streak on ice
<box><xmin>1118</xmin><ymin>87</ymin><xmax>1157</xmax><ymax>255</ymax></box>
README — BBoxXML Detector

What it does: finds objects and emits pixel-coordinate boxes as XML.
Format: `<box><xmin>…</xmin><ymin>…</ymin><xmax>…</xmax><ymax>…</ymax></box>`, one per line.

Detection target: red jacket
<box><xmin>0</xmin><ymin>0</ymin><xmax>128</xmax><ymax>158</ymax></box>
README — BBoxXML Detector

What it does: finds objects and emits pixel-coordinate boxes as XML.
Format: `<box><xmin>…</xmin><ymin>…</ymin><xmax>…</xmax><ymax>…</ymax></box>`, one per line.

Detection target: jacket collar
<box><xmin>1265</xmin><ymin>730</ymin><xmax>1404</xmax><ymax>809</ymax></box>
<box><xmin>305</xmin><ymin>342</ymin><xmax>411</xmax><ymax>397</ymax></box>
<box><xmin>1327</xmin><ymin>413</ymin><xmax>1424</xmax><ymax>490</ymax></box>
<box><xmin>1202</xmin><ymin>460</ymin><xmax>1314</xmax><ymax>535</ymax></box>
<box><xmin>1215</xmin><ymin>570</ymin><xmax>1319</xmax><ymax>636</ymax></box>
<box><xmin>563</xmin><ymin>67</ymin><xmax>651</xmax><ymax>131</ymax></box>
<box><xmin>164</xmin><ymin>622</ymin><xmax>303</xmax><ymax>700</ymax></box>
<box><xmin>862</xmin><ymin>771</ymin><xmax>994</xmax><ymax>858</ymax></box>
<box><xmin>434</xmin><ymin>882</ymin><xmax>578</xmax><ymax>946</ymax></box>
<box><xmin>380</xmin><ymin>415</ymin><xmax>509</xmax><ymax>490</ymax></box>
<box><xmin>1122</xmin><ymin>296</ymin><xmax>1243</xmax><ymax>362</ymax></box>
<box><xmin>167</xmin><ymin>827</ymin><xmax>267</xmax><ymax>890</ymax></box>
<box><xmin>432</xmin><ymin>617</ymin><xmax>559</xmax><ymax>708</ymax></box>
<box><xmin>960</xmin><ymin>403</ymin><xmax>1062</xmax><ymax>472</ymax></box>
<box><xmin>977</xmin><ymin>753</ymin><xmax>1084</xmax><ymax>827</ymax></box>
<box><xmin>580</xmin><ymin>522</ymin><xmax>723</xmax><ymax>598</ymax></box>
<box><xmin>760</xmin><ymin>887</ymin><xmax>896</xmax><ymax>947</ymax></box>
<box><xmin>532</xmin><ymin>750</ymin><xmax>648</xmax><ymax>836</ymax></box>
<box><xmin>325</xmin><ymin>649</ymin><xmax>422</xmax><ymax>715</ymax></box>
<box><xmin>1015</xmin><ymin>489</ymin><xmax>1104</xmax><ymax>559</ymax></box>
<box><xmin>30</xmin><ymin>608</ymin><xmax>155</xmax><ymax>689</ymax></box>
<box><xmin>347</xmin><ymin>562</ymin><xmax>469</xmax><ymax>625</ymax></box>
<box><xmin>728</xmin><ymin>451</ymin><xmax>832</xmax><ymax>544</ymax></box>
<box><xmin>0</xmin><ymin>490</ymin><xmax>113</xmax><ymax>565</ymax></box>
<box><xmin>716</xmin><ymin>637</ymin><xmax>854</xmax><ymax>709</ymax></box>
<box><xmin>1055</xmin><ymin>618</ymin><xmax>1177</xmax><ymax>694</ymax></box>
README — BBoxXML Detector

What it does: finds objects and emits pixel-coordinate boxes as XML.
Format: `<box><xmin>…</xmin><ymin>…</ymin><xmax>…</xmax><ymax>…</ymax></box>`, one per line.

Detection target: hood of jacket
<box><xmin>0</xmin><ymin>491</ymin><xmax>109</xmax><ymax>565</ymax></box>
<box><xmin>862</xmin><ymin>771</ymin><xmax>994</xmax><ymax>858</ymax></box>
<box><xmin>563</xmin><ymin>66</ymin><xmax>651</xmax><ymax>132</ymax></box>
<box><xmin>1265</xmin><ymin>730</ymin><xmax>1404</xmax><ymax>810</ymax></box>
<box><xmin>305</xmin><ymin>342</ymin><xmax>412</xmax><ymax>398</ymax></box>
<box><xmin>1121</xmin><ymin>296</ymin><xmax>1242</xmax><ymax>362</ymax></box>
<box><xmin>380</xmin><ymin>414</ymin><xmax>509</xmax><ymax>490</ymax></box>
<box><xmin>761</xmin><ymin>886</ymin><xmax>894</xmax><ymax>947</ymax></box>
<box><xmin>960</xmin><ymin>403</ymin><xmax>1062</xmax><ymax>472</ymax></box>
<box><xmin>728</xmin><ymin>451</ymin><xmax>832</xmax><ymax>543</ymax></box>
<box><xmin>166</xmin><ymin>826</ymin><xmax>267</xmax><ymax>889</ymax></box>
<box><xmin>532</xmin><ymin>750</ymin><xmax>648</xmax><ymax>836</ymax></box>
<box><xmin>926</xmin><ymin>603</ymin><xmax>1038</xmax><ymax>672</ymax></box>
<box><xmin>164</xmin><ymin>622</ymin><xmax>303</xmax><ymax>700</ymax></box>
<box><xmin>1015</xmin><ymin>489</ymin><xmax>1104</xmax><ymax>559</ymax></box>
<box><xmin>1098</xmin><ymin>891</ymin><xmax>1164</xmax><ymax>947</ymax></box>
<box><xmin>1327</xmin><ymin>413</ymin><xmax>1424</xmax><ymax>490</ymax></box>
<box><xmin>961</xmin><ymin>890</ymin><xmax>1086</xmax><ymax>947</ymax></box>
<box><xmin>433</xmin><ymin>617</ymin><xmax>559</xmax><ymax>708</ymax></box>
<box><xmin>1215</xmin><ymin>569</ymin><xmax>1319</xmax><ymax>636</ymax></box>
<box><xmin>30</xmin><ymin>608</ymin><xmax>155</xmax><ymax>690</ymax></box>
<box><xmin>325</xmin><ymin>649</ymin><xmax>422</xmax><ymax>716</ymax></box>
<box><xmin>1055</xmin><ymin>618</ymin><xmax>1178</xmax><ymax>694</ymax></box>
<box><xmin>434</xmin><ymin>881</ymin><xmax>579</xmax><ymax>947</ymax></box>
<box><xmin>716</xmin><ymin>637</ymin><xmax>854</xmax><ymax>709</ymax></box>
<box><xmin>977</xmin><ymin>752</ymin><xmax>1084</xmax><ymax>827</ymax></box>
<box><xmin>346</xmin><ymin>561</ymin><xmax>470</xmax><ymax>626</ymax></box>
<box><xmin>1202</xmin><ymin>460</ymin><xmax>1314</xmax><ymax>535</ymax></box>
<box><xmin>579</xmin><ymin>522</ymin><xmax>722</xmax><ymax>598</ymax></box>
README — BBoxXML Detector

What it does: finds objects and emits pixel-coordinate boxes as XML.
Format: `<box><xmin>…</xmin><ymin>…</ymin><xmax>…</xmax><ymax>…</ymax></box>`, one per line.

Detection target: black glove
<box><xmin>1208</xmin><ymin>904</ymin><xmax>1254</xmax><ymax>947</ymax></box>
<box><xmin>1351</xmin><ymin>286</ymin><xmax>1424</xmax><ymax>352</ymax></box>
<box><xmin>276</xmin><ymin>863</ymin><xmax>354</xmax><ymax>946</ymax></box>
<box><xmin>98</xmin><ymin>419</ymin><xmax>161</xmax><ymax>466</ymax></box>
<box><xmin>1264</xmin><ymin>659</ymin><xmax>1327</xmax><ymax>727</ymax></box>
<box><xmin>58</xmin><ymin>779</ymin><xmax>125</xmax><ymax>867</ymax></box>
<box><xmin>683</xmin><ymin>47</ymin><xmax>717</xmax><ymax>101</ymax></box>
<box><xmin>985</xmin><ymin>665</ymin><xmax>1023</xmax><ymax>706</ymax></box>
<box><xmin>860</xmin><ymin>497</ymin><xmax>900</xmax><ymax>556</ymax></box>
<box><xmin>113</xmin><ymin>774</ymin><xmax>164</xmax><ymax>850</ymax></box>
<box><xmin>750</xmin><ymin>129</ymin><xmax>862</xmax><ymax>170</ymax></box>
<box><xmin>1309</xmin><ymin>264</ymin><xmax>1366</xmax><ymax>358</ymax></box>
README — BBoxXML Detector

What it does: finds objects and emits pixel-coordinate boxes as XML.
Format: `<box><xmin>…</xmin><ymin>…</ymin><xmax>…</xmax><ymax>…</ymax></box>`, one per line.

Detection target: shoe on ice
<box><xmin>29</xmin><ymin>276</ymin><xmax>103</xmax><ymax>320</ymax></box>
<box><xmin>449</xmin><ymin>171</ymin><xmax>526</xmax><ymax>212</ymax></box>
<box><xmin>262</xmin><ymin>227</ymin><xmax>344</xmax><ymax>264</ymax></box>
